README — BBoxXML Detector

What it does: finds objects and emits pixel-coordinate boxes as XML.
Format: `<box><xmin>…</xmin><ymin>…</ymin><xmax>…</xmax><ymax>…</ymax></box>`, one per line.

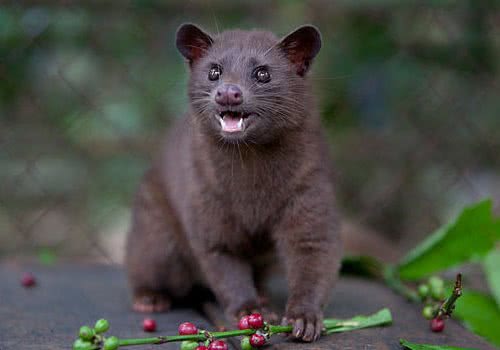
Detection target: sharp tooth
<box><xmin>237</xmin><ymin>118</ymin><xmax>243</xmax><ymax>129</ymax></box>
<box><xmin>217</xmin><ymin>114</ymin><xmax>224</xmax><ymax>128</ymax></box>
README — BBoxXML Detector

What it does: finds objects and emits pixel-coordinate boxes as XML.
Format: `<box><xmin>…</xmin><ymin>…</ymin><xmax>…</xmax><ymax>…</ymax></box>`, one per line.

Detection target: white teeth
<box><xmin>216</xmin><ymin>113</ymin><xmax>245</xmax><ymax>132</ymax></box>
<box><xmin>217</xmin><ymin>114</ymin><xmax>224</xmax><ymax>128</ymax></box>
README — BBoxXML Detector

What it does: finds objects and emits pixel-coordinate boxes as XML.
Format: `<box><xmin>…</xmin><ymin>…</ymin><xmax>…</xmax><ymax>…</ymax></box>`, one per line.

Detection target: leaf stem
<box><xmin>383</xmin><ymin>266</ymin><xmax>420</xmax><ymax>302</ymax></box>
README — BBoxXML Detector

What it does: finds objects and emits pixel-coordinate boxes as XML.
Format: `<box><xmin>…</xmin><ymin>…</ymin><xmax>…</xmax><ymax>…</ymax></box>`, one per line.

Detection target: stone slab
<box><xmin>0</xmin><ymin>263</ymin><xmax>494</xmax><ymax>350</ymax></box>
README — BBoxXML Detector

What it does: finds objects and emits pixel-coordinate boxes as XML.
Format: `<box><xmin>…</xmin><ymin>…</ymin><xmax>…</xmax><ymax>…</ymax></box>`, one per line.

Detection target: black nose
<box><xmin>215</xmin><ymin>84</ymin><xmax>243</xmax><ymax>106</ymax></box>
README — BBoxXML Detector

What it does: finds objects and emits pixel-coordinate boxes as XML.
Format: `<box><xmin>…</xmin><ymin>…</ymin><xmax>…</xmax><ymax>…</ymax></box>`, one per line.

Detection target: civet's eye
<box><xmin>254</xmin><ymin>66</ymin><xmax>271</xmax><ymax>83</ymax></box>
<box><xmin>208</xmin><ymin>65</ymin><xmax>222</xmax><ymax>81</ymax></box>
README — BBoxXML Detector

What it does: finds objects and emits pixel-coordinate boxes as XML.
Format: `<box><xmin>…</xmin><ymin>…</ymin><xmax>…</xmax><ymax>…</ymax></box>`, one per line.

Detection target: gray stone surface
<box><xmin>0</xmin><ymin>263</ymin><xmax>210</xmax><ymax>350</ymax></box>
<box><xmin>0</xmin><ymin>263</ymin><xmax>495</xmax><ymax>350</ymax></box>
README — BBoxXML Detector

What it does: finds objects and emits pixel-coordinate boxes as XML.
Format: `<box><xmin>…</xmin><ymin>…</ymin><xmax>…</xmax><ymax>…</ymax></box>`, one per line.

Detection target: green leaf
<box><xmin>483</xmin><ymin>249</ymin><xmax>500</xmax><ymax>308</ymax></box>
<box><xmin>453</xmin><ymin>290</ymin><xmax>500</xmax><ymax>347</ymax></box>
<box><xmin>397</xmin><ymin>200</ymin><xmax>500</xmax><ymax>280</ymax></box>
<box><xmin>399</xmin><ymin>339</ymin><xmax>479</xmax><ymax>350</ymax></box>
<box><xmin>324</xmin><ymin>308</ymin><xmax>392</xmax><ymax>334</ymax></box>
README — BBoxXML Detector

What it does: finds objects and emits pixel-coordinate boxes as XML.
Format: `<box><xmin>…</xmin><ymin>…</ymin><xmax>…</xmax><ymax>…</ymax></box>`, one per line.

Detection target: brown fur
<box><xmin>126</xmin><ymin>24</ymin><xmax>342</xmax><ymax>342</ymax></box>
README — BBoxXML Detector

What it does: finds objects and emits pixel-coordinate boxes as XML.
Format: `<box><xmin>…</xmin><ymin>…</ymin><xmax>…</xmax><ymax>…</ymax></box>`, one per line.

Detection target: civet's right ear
<box><xmin>176</xmin><ymin>23</ymin><xmax>213</xmax><ymax>65</ymax></box>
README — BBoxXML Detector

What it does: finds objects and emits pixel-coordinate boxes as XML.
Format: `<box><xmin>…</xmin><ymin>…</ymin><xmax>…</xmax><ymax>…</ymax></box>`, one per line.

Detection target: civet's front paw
<box><xmin>282</xmin><ymin>304</ymin><xmax>324</xmax><ymax>342</ymax></box>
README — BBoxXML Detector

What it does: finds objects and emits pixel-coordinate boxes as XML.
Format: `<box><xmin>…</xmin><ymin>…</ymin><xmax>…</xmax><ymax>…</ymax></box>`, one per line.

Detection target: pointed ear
<box><xmin>176</xmin><ymin>23</ymin><xmax>213</xmax><ymax>64</ymax></box>
<box><xmin>279</xmin><ymin>25</ymin><xmax>321</xmax><ymax>76</ymax></box>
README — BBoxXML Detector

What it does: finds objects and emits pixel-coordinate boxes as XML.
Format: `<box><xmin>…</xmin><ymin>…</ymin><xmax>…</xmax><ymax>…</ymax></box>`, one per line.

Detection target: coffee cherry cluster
<box><xmin>238</xmin><ymin>313</ymin><xmax>268</xmax><ymax>349</ymax></box>
<box><xmin>417</xmin><ymin>276</ymin><xmax>446</xmax><ymax>332</ymax></box>
<box><xmin>177</xmin><ymin>322</ymin><xmax>229</xmax><ymax>350</ymax></box>
<box><xmin>73</xmin><ymin>318</ymin><xmax>120</xmax><ymax>350</ymax></box>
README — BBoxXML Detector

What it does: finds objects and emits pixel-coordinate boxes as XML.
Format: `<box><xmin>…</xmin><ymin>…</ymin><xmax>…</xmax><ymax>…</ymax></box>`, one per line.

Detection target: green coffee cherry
<box><xmin>422</xmin><ymin>305</ymin><xmax>434</xmax><ymax>320</ymax></box>
<box><xmin>432</xmin><ymin>288</ymin><xmax>445</xmax><ymax>300</ymax></box>
<box><xmin>241</xmin><ymin>336</ymin><xmax>254</xmax><ymax>350</ymax></box>
<box><xmin>428</xmin><ymin>276</ymin><xmax>445</xmax><ymax>300</ymax></box>
<box><xmin>417</xmin><ymin>284</ymin><xmax>430</xmax><ymax>299</ymax></box>
<box><xmin>73</xmin><ymin>338</ymin><xmax>94</xmax><ymax>350</ymax></box>
<box><xmin>181</xmin><ymin>340</ymin><xmax>198</xmax><ymax>350</ymax></box>
<box><xmin>104</xmin><ymin>336</ymin><xmax>120</xmax><ymax>350</ymax></box>
<box><xmin>79</xmin><ymin>326</ymin><xmax>95</xmax><ymax>341</ymax></box>
<box><xmin>94</xmin><ymin>319</ymin><xmax>110</xmax><ymax>334</ymax></box>
<box><xmin>180</xmin><ymin>340</ymin><xmax>198</xmax><ymax>350</ymax></box>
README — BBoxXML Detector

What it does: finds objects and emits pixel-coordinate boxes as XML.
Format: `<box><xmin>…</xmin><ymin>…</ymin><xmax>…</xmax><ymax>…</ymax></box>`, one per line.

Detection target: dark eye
<box><xmin>254</xmin><ymin>66</ymin><xmax>271</xmax><ymax>83</ymax></box>
<box><xmin>208</xmin><ymin>65</ymin><xmax>222</xmax><ymax>81</ymax></box>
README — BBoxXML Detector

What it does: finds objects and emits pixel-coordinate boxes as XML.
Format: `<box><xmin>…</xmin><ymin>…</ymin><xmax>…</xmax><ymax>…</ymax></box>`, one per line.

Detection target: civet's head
<box><xmin>176</xmin><ymin>24</ymin><xmax>321</xmax><ymax>144</ymax></box>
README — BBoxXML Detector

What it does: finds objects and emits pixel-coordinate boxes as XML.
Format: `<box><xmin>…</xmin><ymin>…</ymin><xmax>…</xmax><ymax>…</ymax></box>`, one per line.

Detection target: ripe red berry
<box><xmin>178</xmin><ymin>322</ymin><xmax>198</xmax><ymax>335</ymax></box>
<box><xmin>248</xmin><ymin>313</ymin><xmax>264</xmax><ymax>329</ymax></box>
<box><xmin>196</xmin><ymin>346</ymin><xmax>208</xmax><ymax>350</ymax></box>
<box><xmin>208</xmin><ymin>340</ymin><xmax>228</xmax><ymax>350</ymax></box>
<box><xmin>21</xmin><ymin>272</ymin><xmax>36</xmax><ymax>287</ymax></box>
<box><xmin>143</xmin><ymin>318</ymin><xmax>157</xmax><ymax>332</ymax></box>
<box><xmin>238</xmin><ymin>315</ymin><xmax>250</xmax><ymax>330</ymax></box>
<box><xmin>430</xmin><ymin>317</ymin><xmax>445</xmax><ymax>332</ymax></box>
<box><xmin>249</xmin><ymin>334</ymin><xmax>266</xmax><ymax>347</ymax></box>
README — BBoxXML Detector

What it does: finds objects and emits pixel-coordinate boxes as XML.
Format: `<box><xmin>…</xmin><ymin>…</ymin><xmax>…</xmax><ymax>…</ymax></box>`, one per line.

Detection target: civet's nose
<box><xmin>215</xmin><ymin>84</ymin><xmax>243</xmax><ymax>106</ymax></box>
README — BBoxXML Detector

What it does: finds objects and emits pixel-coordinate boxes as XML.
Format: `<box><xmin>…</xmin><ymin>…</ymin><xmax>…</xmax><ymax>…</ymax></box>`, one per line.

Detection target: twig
<box><xmin>435</xmin><ymin>273</ymin><xmax>462</xmax><ymax>319</ymax></box>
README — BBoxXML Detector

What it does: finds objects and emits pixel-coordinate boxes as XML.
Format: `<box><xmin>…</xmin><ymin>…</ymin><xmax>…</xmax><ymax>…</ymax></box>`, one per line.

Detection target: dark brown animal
<box><xmin>125</xmin><ymin>23</ymin><xmax>342</xmax><ymax>342</ymax></box>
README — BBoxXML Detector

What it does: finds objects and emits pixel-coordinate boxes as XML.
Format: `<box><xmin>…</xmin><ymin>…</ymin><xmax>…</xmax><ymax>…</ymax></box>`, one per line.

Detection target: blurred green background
<box><xmin>1</xmin><ymin>0</ymin><xmax>499</xmax><ymax>263</ymax></box>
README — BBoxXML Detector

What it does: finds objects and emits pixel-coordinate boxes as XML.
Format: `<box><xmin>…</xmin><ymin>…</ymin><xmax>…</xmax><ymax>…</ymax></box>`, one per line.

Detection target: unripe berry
<box><xmin>180</xmin><ymin>341</ymin><xmax>199</xmax><ymax>350</ymax></box>
<box><xmin>73</xmin><ymin>339</ymin><xmax>93</xmax><ymax>350</ymax></box>
<box><xmin>103</xmin><ymin>336</ymin><xmax>120</xmax><ymax>350</ymax></box>
<box><xmin>240</xmin><ymin>336</ymin><xmax>253</xmax><ymax>350</ymax></box>
<box><xmin>238</xmin><ymin>316</ymin><xmax>251</xmax><ymax>330</ymax></box>
<box><xmin>422</xmin><ymin>305</ymin><xmax>434</xmax><ymax>320</ymax></box>
<box><xmin>431</xmin><ymin>287</ymin><xmax>445</xmax><ymax>300</ymax></box>
<box><xmin>248</xmin><ymin>313</ymin><xmax>264</xmax><ymax>329</ymax></box>
<box><xmin>208</xmin><ymin>340</ymin><xmax>228</xmax><ymax>350</ymax></box>
<box><xmin>143</xmin><ymin>318</ymin><xmax>157</xmax><ymax>332</ymax></box>
<box><xmin>178</xmin><ymin>322</ymin><xmax>198</xmax><ymax>335</ymax></box>
<box><xmin>428</xmin><ymin>276</ymin><xmax>445</xmax><ymax>300</ymax></box>
<box><xmin>94</xmin><ymin>319</ymin><xmax>110</xmax><ymax>333</ymax></box>
<box><xmin>430</xmin><ymin>318</ymin><xmax>445</xmax><ymax>332</ymax></box>
<box><xmin>79</xmin><ymin>326</ymin><xmax>94</xmax><ymax>341</ymax></box>
<box><xmin>249</xmin><ymin>334</ymin><xmax>266</xmax><ymax>347</ymax></box>
<box><xmin>418</xmin><ymin>284</ymin><xmax>430</xmax><ymax>299</ymax></box>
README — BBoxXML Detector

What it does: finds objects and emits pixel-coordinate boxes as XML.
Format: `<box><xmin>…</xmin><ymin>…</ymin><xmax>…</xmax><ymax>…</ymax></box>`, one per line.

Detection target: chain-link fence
<box><xmin>1</xmin><ymin>1</ymin><xmax>499</xmax><ymax>264</ymax></box>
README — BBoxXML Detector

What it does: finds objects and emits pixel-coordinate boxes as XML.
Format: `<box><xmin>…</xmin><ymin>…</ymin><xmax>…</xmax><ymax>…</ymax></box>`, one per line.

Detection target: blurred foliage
<box><xmin>454</xmin><ymin>290</ymin><xmax>500</xmax><ymax>346</ymax></box>
<box><xmin>0</xmin><ymin>1</ymin><xmax>499</xmax><ymax>259</ymax></box>
<box><xmin>394</xmin><ymin>199</ymin><xmax>500</xmax><ymax>345</ymax></box>
<box><xmin>397</xmin><ymin>200</ymin><xmax>500</xmax><ymax>280</ymax></box>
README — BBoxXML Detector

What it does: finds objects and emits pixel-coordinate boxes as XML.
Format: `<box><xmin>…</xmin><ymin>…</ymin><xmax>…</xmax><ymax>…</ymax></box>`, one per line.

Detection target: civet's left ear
<box><xmin>278</xmin><ymin>25</ymin><xmax>322</xmax><ymax>76</ymax></box>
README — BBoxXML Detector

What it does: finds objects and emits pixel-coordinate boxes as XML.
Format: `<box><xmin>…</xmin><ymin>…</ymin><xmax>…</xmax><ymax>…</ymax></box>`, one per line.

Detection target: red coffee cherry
<box><xmin>248</xmin><ymin>313</ymin><xmax>264</xmax><ymax>329</ymax></box>
<box><xmin>143</xmin><ymin>318</ymin><xmax>157</xmax><ymax>332</ymax></box>
<box><xmin>249</xmin><ymin>334</ymin><xmax>266</xmax><ymax>347</ymax></box>
<box><xmin>21</xmin><ymin>272</ymin><xmax>36</xmax><ymax>287</ymax></box>
<box><xmin>196</xmin><ymin>346</ymin><xmax>208</xmax><ymax>350</ymax></box>
<box><xmin>430</xmin><ymin>317</ymin><xmax>445</xmax><ymax>332</ymax></box>
<box><xmin>178</xmin><ymin>322</ymin><xmax>198</xmax><ymax>335</ymax></box>
<box><xmin>208</xmin><ymin>340</ymin><xmax>228</xmax><ymax>350</ymax></box>
<box><xmin>238</xmin><ymin>315</ymin><xmax>250</xmax><ymax>330</ymax></box>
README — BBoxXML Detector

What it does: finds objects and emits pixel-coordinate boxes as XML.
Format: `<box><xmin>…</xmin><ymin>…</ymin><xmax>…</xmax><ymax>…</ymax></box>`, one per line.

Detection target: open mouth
<box><xmin>217</xmin><ymin>111</ymin><xmax>250</xmax><ymax>133</ymax></box>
